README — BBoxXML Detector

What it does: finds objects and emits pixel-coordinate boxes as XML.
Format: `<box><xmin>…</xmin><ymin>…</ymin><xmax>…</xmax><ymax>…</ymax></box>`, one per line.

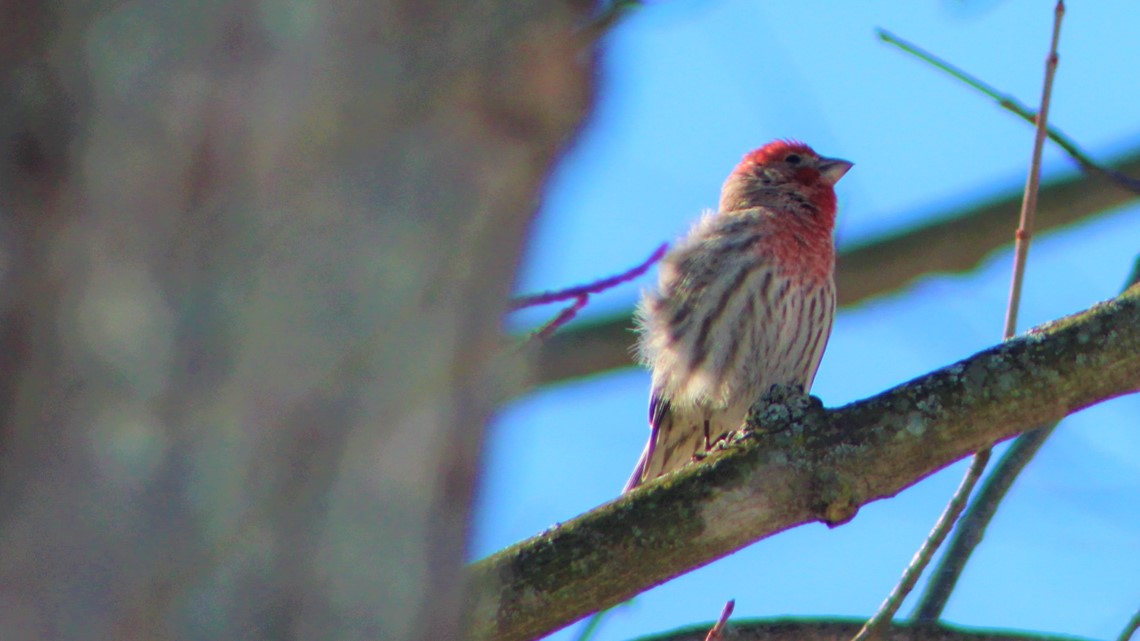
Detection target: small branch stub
<box><xmin>704</xmin><ymin>600</ymin><xmax>735</xmax><ymax>641</ymax></box>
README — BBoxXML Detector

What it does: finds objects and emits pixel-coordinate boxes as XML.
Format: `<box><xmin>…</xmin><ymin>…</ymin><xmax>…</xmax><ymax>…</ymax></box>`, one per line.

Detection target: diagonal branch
<box><xmin>629</xmin><ymin>618</ymin><xmax>1101</xmax><ymax>641</ymax></box>
<box><xmin>529</xmin><ymin>152</ymin><xmax>1140</xmax><ymax>389</ymax></box>
<box><xmin>877</xmin><ymin>28</ymin><xmax>1140</xmax><ymax>195</ymax></box>
<box><xmin>468</xmin><ymin>284</ymin><xmax>1140</xmax><ymax>641</ymax></box>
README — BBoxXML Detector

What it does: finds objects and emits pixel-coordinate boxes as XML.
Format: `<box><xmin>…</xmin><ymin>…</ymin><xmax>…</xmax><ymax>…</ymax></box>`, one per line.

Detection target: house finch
<box><xmin>624</xmin><ymin>140</ymin><xmax>852</xmax><ymax>492</ymax></box>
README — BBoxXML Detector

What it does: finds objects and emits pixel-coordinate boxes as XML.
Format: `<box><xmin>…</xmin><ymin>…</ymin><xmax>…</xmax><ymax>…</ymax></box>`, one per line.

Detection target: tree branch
<box><xmin>528</xmin><ymin>151</ymin><xmax>1140</xmax><ymax>388</ymax></box>
<box><xmin>630</xmin><ymin>618</ymin><xmax>1098</xmax><ymax>641</ymax></box>
<box><xmin>468</xmin><ymin>284</ymin><xmax>1140</xmax><ymax>641</ymax></box>
<box><xmin>912</xmin><ymin>256</ymin><xmax>1140</xmax><ymax>621</ymax></box>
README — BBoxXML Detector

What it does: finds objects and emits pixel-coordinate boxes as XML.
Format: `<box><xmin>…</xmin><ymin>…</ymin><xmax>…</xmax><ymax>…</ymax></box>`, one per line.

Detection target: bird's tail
<box><xmin>621</xmin><ymin>440</ymin><xmax>652</xmax><ymax>494</ymax></box>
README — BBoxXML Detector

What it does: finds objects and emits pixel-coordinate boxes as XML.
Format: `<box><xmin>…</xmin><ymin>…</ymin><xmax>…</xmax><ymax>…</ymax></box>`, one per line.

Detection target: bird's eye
<box><xmin>785</xmin><ymin>154</ymin><xmax>801</xmax><ymax>165</ymax></box>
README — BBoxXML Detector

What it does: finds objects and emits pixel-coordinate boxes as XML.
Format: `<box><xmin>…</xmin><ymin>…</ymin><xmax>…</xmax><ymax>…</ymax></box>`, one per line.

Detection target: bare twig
<box><xmin>909</xmin><ymin>426</ymin><xmax>1050</xmax><ymax>620</ymax></box>
<box><xmin>511</xmin><ymin>243</ymin><xmax>666</xmax><ymax>341</ymax></box>
<box><xmin>849</xmin><ymin>450</ymin><xmax>991</xmax><ymax>641</ymax></box>
<box><xmin>1116</xmin><ymin>607</ymin><xmax>1140</xmax><ymax>641</ymax></box>
<box><xmin>573</xmin><ymin>605</ymin><xmax>615</xmax><ymax>641</ymax></box>
<box><xmin>510</xmin><ymin>243</ymin><xmax>666</xmax><ymax>310</ymax></box>
<box><xmin>914</xmin><ymin>255</ymin><xmax>1140</xmax><ymax>621</ymax></box>
<box><xmin>877</xmin><ymin>23</ymin><xmax>1140</xmax><ymax>195</ymax></box>
<box><xmin>528</xmin><ymin>294</ymin><xmax>589</xmax><ymax>342</ymax></box>
<box><xmin>1128</xmin><ymin>254</ymin><xmax>1140</xmax><ymax>291</ymax></box>
<box><xmin>853</xmin><ymin>5</ymin><xmax>1065</xmax><ymax>640</ymax></box>
<box><xmin>705</xmin><ymin>600</ymin><xmax>736</xmax><ymax>641</ymax></box>
<box><xmin>574</xmin><ymin>598</ymin><xmax>639</xmax><ymax>641</ymax></box>
<box><xmin>1006</xmin><ymin>2</ymin><xmax>1064</xmax><ymax>337</ymax></box>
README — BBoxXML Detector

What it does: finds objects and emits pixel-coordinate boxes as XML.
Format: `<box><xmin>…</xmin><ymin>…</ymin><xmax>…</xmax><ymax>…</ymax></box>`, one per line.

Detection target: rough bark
<box><xmin>0</xmin><ymin>2</ymin><xmax>593</xmax><ymax>640</ymax></box>
<box><xmin>467</xmin><ymin>285</ymin><xmax>1140</xmax><ymax>641</ymax></box>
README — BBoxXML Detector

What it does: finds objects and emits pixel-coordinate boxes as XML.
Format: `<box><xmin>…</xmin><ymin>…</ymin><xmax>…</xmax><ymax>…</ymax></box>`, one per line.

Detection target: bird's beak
<box><xmin>818</xmin><ymin>157</ymin><xmax>853</xmax><ymax>185</ymax></box>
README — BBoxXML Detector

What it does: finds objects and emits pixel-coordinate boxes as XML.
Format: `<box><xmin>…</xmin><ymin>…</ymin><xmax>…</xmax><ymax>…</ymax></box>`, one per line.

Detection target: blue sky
<box><xmin>474</xmin><ymin>2</ymin><xmax>1140</xmax><ymax>640</ymax></box>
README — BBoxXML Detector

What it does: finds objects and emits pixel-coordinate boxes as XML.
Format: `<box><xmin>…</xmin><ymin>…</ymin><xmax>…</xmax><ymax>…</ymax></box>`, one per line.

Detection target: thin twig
<box><xmin>1116</xmin><ymin>606</ymin><xmax>1140</xmax><ymax>641</ymax></box>
<box><xmin>705</xmin><ymin>600</ymin><xmax>736</xmax><ymax>641</ymax></box>
<box><xmin>850</xmin><ymin>450</ymin><xmax>991</xmax><ymax>641</ymax></box>
<box><xmin>510</xmin><ymin>243</ymin><xmax>666</xmax><ymax>309</ymax></box>
<box><xmin>1006</xmin><ymin>1</ymin><xmax>1064</xmax><ymax>337</ymax></box>
<box><xmin>528</xmin><ymin>294</ymin><xmax>589</xmax><ymax>342</ymax></box>
<box><xmin>878</xmin><ymin>22</ymin><xmax>1140</xmax><ymax>195</ymax></box>
<box><xmin>573</xmin><ymin>609</ymin><xmax>609</xmax><ymax>641</ymax></box>
<box><xmin>1127</xmin><ymin>255</ymin><xmax>1140</xmax><ymax>292</ymax></box>
<box><xmin>852</xmin><ymin>4</ymin><xmax>1065</xmax><ymax>640</ymax></box>
<box><xmin>910</xmin><ymin>425</ymin><xmax>1052</xmax><ymax>620</ymax></box>
<box><xmin>511</xmin><ymin>243</ymin><xmax>667</xmax><ymax>341</ymax></box>
<box><xmin>574</xmin><ymin>600</ymin><xmax>637</xmax><ymax>641</ymax></box>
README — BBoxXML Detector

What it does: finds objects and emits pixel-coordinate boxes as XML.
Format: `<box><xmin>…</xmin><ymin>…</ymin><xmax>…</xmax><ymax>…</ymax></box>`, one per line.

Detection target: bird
<box><xmin>624</xmin><ymin>140</ymin><xmax>852</xmax><ymax>492</ymax></box>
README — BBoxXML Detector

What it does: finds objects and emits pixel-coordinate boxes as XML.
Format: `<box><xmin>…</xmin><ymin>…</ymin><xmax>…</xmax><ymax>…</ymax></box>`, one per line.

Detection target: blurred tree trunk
<box><xmin>0</xmin><ymin>1</ymin><xmax>593</xmax><ymax>639</ymax></box>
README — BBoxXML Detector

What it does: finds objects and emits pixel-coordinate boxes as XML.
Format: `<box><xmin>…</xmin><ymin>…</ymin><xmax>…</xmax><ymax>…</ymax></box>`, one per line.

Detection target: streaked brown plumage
<box><xmin>625</xmin><ymin>141</ymin><xmax>852</xmax><ymax>492</ymax></box>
